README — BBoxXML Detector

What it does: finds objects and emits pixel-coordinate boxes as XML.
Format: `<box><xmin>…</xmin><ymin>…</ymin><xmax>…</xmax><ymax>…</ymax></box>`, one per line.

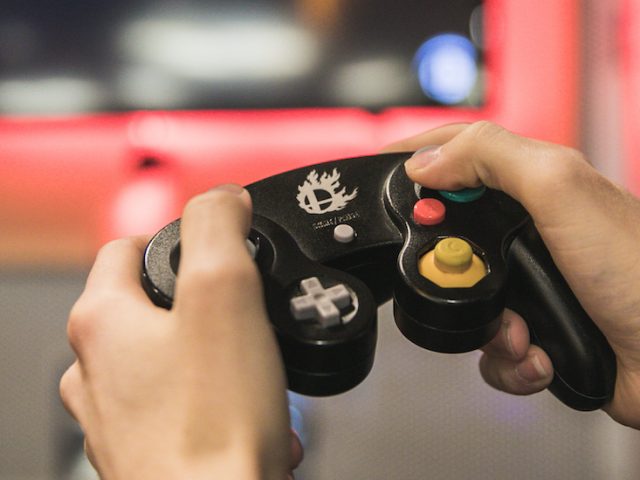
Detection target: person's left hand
<box><xmin>60</xmin><ymin>185</ymin><xmax>302</xmax><ymax>479</ymax></box>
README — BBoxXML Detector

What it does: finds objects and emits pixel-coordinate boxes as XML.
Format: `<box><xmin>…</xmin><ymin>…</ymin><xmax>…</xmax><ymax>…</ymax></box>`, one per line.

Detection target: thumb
<box><xmin>399</xmin><ymin>121</ymin><xmax>591</xmax><ymax>222</ymax></box>
<box><xmin>391</xmin><ymin>120</ymin><xmax>640</xmax><ymax>348</ymax></box>
<box><xmin>173</xmin><ymin>184</ymin><xmax>256</xmax><ymax>318</ymax></box>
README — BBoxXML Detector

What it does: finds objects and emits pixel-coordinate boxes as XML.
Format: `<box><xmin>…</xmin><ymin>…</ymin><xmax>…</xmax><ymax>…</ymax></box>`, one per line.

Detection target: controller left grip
<box><xmin>506</xmin><ymin>221</ymin><xmax>616</xmax><ymax>411</ymax></box>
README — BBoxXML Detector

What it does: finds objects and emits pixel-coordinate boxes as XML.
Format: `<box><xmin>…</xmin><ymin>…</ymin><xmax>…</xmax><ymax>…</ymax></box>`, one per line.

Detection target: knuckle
<box><xmin>555</xmin><ymin>146</ymin><xmax>588</xmax><ymax>172</ymax></box>
<box><xmin>466</xmin><ymin>120</ymin><xmax>507</xmax><ymax>144</ymax></box>
<box><xmin>59</xmin><ymin>367</ymin><xmax>76</xmax><ymax>402</ymax></box>
<box><xmin>66</xmin><ymin>300</ymin><xmax>94</xmax><ymax>351</ymax></box>
<box><xmin>181</xmin><ymin>256</ymin><xmax>259</xmax><ymax>293</ymax></box>
<box><xmin>95</xmin><ymin>237</ymin><xmax>132</xmax><ymax>260</ymax></box>
<box><xmin>226</xmin><ymin>258</ymin><xmax>260</xmax><ymax>287</ymax></box>
<box><xmin>59</xmin><ymin>366</ymin><xmax>81</xmax><ymax>418</ymax></box>
<box><xmin>560</xmin><ymin>145</ymin><xmax>587</xmax><ymax>165</ymax></box>
<box><xmin>539</xmin><ymin>145</ymin><xmax>590</xmax><ymax>187</ymax></box>
<box><xmin>66</xmin><ymin>294</ymin><xmax>113</xmax><ymax>352</ymax></box>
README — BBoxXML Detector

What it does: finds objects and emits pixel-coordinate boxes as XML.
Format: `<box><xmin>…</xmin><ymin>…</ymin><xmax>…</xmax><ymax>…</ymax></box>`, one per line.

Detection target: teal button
<box><xmin>438</xmin><ymin>186</ymin><xmax>486</xmax><ymax>203</ymax></box>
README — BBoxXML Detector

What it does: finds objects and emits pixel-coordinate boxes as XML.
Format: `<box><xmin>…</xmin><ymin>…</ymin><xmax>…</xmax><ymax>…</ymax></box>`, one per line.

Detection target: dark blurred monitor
<box><xmin>0</xmin><ymin>0</ymin><xmax>484</xmax><ymax>114</ymax></box>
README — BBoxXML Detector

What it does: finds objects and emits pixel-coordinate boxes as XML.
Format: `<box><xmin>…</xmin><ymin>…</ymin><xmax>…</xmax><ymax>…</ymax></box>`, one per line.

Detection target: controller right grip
<box><xmin>506</xmin><ymin>221</ymin><xmax>616</xmax><ymax>411</ymax></box>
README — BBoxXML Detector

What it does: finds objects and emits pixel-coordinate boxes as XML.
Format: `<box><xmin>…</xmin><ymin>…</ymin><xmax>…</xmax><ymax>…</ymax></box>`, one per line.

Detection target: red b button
<box><xmin>413</xmin><ymin>198</ymin><xmax>446</xmax><ymax>226</ymax></box>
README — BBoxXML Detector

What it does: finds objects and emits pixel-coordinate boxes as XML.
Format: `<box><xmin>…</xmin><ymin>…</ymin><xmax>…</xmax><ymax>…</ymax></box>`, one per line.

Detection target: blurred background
<box><xmin>1</xmin><ymin>0</ymin><xmax>640</xmax><ymax>478</ymax></box>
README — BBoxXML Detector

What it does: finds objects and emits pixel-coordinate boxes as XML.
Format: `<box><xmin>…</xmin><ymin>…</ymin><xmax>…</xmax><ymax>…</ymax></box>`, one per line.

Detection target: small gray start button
<box><xmin>333</xmin><ymin>224</ymin><xmax>355</xmax><ymax>243</ymax></box>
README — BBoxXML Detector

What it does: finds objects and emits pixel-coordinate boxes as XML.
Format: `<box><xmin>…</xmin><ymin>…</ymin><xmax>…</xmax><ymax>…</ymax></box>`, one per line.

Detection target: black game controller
<box><xmin>142</xmin><ymin>152</ymin><xmax>616</xmax><ymax>411</ymax></box>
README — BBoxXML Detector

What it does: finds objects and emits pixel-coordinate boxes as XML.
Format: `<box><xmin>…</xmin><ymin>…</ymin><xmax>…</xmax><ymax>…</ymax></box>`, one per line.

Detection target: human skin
<box><xmin>60</xmin><ymin>185</ymin><xmax>302</xmax><ymax>479</ymax></box>
<box><xmin>58</xmin><ymin>121</ymin><xmax>640</xmax><ymax>480</ymax></box>
<box><xmin>383</xmin><ymin>121</ymin><xmax>640</xmax><ymax>429</ymax></box>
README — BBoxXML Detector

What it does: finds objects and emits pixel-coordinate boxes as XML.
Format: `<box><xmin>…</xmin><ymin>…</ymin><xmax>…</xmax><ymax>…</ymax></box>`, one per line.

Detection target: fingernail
<box><xmin>405</xmin><ymin>146</ymin><xmax>441</xmax><ymax>172</ymax></box>
<box><xmin>515</xmin><ymin>354</ymin><xmax>550</xmax><ymax>384</ymax></box>
<box><xmin>210</xmin><ymin>183</ymin><xmax>246</xmax><ymax>195</ymax></box>
<box><xmin>502</xmin><ymin>319</ymin><xmax>516</xmax><ymax>357</ymax></box>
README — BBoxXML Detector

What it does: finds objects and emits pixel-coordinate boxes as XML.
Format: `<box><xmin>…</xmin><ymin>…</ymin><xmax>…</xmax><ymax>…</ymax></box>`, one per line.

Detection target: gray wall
<box><xmin>1</xmin><ymin>270</ymin><xmax>84</xmax><ymax>479</ymax></box>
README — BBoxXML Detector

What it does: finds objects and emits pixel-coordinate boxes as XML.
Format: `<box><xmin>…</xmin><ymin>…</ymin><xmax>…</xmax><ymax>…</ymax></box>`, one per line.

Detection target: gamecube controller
<box><xmin>142</xmin><ymin>152</ymin><xmax>616</xmax><ymax>411</ymax></box>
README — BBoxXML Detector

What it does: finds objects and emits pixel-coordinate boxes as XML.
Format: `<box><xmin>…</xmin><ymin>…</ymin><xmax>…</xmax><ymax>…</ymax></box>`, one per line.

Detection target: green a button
<box><xmin>438</xmin><ymin>186</ymin><xmax>486</xmax><ymax>203</ymax></box>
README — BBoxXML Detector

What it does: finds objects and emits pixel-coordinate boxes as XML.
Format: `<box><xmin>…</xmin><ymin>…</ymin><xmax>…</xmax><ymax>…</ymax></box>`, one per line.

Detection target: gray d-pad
<box><xmin>290</xmin><ymin>277</ymin><xmax>353</xmax><ymax>328</ymax></box>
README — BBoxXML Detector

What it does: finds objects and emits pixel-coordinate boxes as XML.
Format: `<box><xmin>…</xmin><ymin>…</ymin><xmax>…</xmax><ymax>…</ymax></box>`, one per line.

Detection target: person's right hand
<box><xmin>384</xmin><ymin>121</ymin><xmax>640</xmax><ymax>429</ymax></box>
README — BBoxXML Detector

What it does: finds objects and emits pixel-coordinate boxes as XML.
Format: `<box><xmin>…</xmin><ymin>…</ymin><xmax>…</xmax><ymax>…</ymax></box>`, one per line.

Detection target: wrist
<box><xmin>100</xmin><ymin>440</ymin><xmax>285</xmax><ymax>480</ymax></box>
<box><xmin>177</xmin><ymin>448</ymin><xmax>265</xmax><ymax>480</ymax></box>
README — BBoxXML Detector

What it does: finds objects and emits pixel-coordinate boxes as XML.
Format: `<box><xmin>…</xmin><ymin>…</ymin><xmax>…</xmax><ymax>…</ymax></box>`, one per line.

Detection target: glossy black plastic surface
<box><xmin>506</xmin><ymin>221</ymin><xmax>616</xmax><ymax>410</ymax></box>
<box><xmin>142</xmin><ymin>152</ymin><xmax>615</xmax><ymax>409</ymax></box>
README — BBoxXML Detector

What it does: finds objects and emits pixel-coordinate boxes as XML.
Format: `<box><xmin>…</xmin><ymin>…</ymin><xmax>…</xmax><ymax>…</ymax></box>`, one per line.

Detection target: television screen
<box><xmin>0</xmin><ymin>0</ymin><xmax>484</xmax><ymax>113</ymax></box>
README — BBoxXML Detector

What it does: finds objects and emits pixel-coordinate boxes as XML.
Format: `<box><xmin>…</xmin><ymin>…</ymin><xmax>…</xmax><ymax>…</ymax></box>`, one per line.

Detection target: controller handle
<box><xmin>506</xmin><ymin>220</ymin><xmax>616</xmax><ymax>410</ymax></box>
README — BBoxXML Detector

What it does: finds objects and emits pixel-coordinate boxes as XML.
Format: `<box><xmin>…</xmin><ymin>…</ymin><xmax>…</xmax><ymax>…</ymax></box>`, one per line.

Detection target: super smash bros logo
<box><xmin>296</xmin><ymin>169</ymin><xmax>358</xmax><ymax>215</ymax></box>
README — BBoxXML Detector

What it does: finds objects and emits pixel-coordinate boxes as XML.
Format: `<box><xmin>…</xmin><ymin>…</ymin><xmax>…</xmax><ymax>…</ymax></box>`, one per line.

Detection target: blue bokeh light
<box><xmin>413</xmin><ymin>33</ymin><xmax>478</xmax><ymax>105</ymax></box>
<box><xmin>288</xmin><ymin>391</ymin><xmax>308</xmax><ymax>447</ymax></box>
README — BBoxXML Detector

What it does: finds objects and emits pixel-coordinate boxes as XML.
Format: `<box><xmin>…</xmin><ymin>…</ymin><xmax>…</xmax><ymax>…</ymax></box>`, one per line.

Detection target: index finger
<box><xmin>394</xmin><ymin>122</ymin><xmax>598</xmax><ymax>224</ymax></box>
<box><xmin>83</xmin><ymin>235</ymin><xmax>152</xmax><ymax>302</ymax></box>
<box><xmin>380</xmin><ymin>123</ymin><xmax>469</xmax><ymax>153</ymax></box>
